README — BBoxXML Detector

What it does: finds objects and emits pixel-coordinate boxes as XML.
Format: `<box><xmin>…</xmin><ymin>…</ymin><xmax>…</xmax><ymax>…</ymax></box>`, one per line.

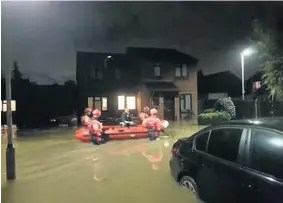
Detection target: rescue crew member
<box><xmin>81</xmin><ymin>108</ymin><xmax>92</xmax><ymax>127</ymax></box>
<box><xmin>142</xmin><ymin>108</ymin><xmax>162</xmax><ymax>141</ymax></box>
<box><xmin>139</xmin><ymin>106</ymin><xmax>150</xmax><ymax>121</ymax></box>
<box><xmin>143</xmin><ymin>106</ymin><xmax>150</xmax><ymax>117</ymax></box>
<box><xmin>89</xmin><ymin>109</ymin><xmax>103</xmax><ymax>145</ymax></box>
<box><xmin>120</xmin><ymin>108</ymin><xmax>134</xmax><ymax>127</ymax></box>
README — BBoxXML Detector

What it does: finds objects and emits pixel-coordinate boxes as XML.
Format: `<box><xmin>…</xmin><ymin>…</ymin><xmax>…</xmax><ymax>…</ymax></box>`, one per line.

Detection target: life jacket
<box><xmin>81</xmin><ymin>115</ymin><xmax>90</xmax><ymax>127</ymax></box>
<box><xmin>142</xmin><ymin>116</ymin><xmax>162</xmax><ymax>131</ymax></box>
<box><xmin>89</xmin><ymin>119</ymin><xmax>102</xmax><ymax>136</ymax></box>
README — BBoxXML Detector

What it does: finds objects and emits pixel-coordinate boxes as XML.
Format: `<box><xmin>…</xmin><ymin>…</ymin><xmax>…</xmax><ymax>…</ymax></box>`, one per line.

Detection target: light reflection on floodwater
<box><xmin>1</xmin><ymin>124</ymin><xmax>205</xmax><ymax>203</ymax></box>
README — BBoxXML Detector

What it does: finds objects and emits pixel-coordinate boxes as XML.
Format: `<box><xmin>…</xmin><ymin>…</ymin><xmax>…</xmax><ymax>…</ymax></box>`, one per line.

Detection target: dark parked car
<box><xmin>170</xmin><ymin>117</ymin><xmax>283</xmax><ymax>203</ymax></box>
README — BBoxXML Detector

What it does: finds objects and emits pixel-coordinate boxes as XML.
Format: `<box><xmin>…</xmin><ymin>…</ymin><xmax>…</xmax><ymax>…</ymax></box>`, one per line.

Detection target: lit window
<box><xmin>1</xmin><ymin>100</ymin><xmax>16</xmax><ymax>112</ymax></box>
<box><xmin>154</xmin><ymin>65</ymin><xmax>161</xmax><ymax>76</ymax></box>
<box><xmin>126</xmin><ymin>96</ymin><xmax>136</xmax><ymax>110</ymax></box>
<box><xmin>118</xmin><ymin>95</ymin><xmax>125</xmax><ymax>110</ymax></box>
<box><xmin>88</xmin><ymin>97</ymin><xmax>94</xmax><ymax>109</ymax></box>
<box><xmin>181</xmin><ymin>64</ymin><xmax>188</xmax><ymax>77</ymax></box>
<box><xmin>175</xmin><ymin>67</ymin><xmax>181</xmax><ymax>77</ymax></box>
<box><xmin>102</xmin><ymin>97</ymin><xmax>107</xmax><ymax>111</ymax></box>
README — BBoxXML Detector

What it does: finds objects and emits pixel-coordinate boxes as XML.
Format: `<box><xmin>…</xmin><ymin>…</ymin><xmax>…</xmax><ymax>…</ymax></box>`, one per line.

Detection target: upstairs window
<box><xmin>181</xmin><ymin>64</ymin><xmax>188</xmax><ymax>77</ymax></box>
<box><xmin>90</xmin><ymin>68</ymin><xmax>103</xmax><ymax>80</ymax></box>
<box><xmin>154</xmin><ymin>64</ymin><xmax>161</xmax><ymax>76</ymax></box>
<box><xmin>175</xmin><ymin>67</ymin><xmax>181</xmax><ymax>77</ymax></box>
<box><xmin>175</xmin><ymin>64</ymin><xmax>188</xmax><ymax>77</ymax></box>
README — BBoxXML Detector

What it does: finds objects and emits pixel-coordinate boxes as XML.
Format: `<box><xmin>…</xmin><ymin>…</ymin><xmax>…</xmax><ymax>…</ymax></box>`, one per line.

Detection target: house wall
<box><xmin>77</xmin><ymin>52</ymin><xmax>198</xmax><ymax>123</ymax></box>
<box><xmin>132</xmin><ymin>56</ymin><xmax>198</xmax><ymax>122</ymax></box>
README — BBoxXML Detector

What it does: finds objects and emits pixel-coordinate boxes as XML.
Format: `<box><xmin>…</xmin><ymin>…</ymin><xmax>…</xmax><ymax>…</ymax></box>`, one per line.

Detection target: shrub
<box><xmin>214</xmin><ymin>97</ymin><xmax>236</xmax><ymax>119</ymax></box>
<box><xmin>203</xmin><ymin>108</ymin><xmax>216</xmax><ymax>113</ymax></box>
<box><xmin>199</xmin><ymin>111</ymin><xmax>231</xmax><ymax>121</ymax></box>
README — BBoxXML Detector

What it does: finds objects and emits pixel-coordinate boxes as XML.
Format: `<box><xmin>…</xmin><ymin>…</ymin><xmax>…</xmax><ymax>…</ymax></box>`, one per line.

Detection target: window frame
<box><xmin>90</xmin><ymin>68</ymin><xmax>103</xmax><ymax>80</ymax></box>
<box><xmin>180</xmin><ymin>93</ymin><xmax>192</xmax><ymax>112</ymax></box>
<box><xmin>175</xmin><ymin>64</ymin><xmax>189</xmax><ymax>78</ymax></box>
<box><xmin>193</xmin><ymin>130</ymin><xmax>211</xmax><ymax>152</ymax></box>
<box><xmin>102</xmin><ymin>97</ymin><xmax>108</xmax><ymax>111</ymax></box>
<box><xmin>194</xmin><ymin>126</ymin><xmax>248</xmax><ymax>165</ymax></box>
<box><xmin>117</xmin><ymin>95</ymin><xmax>137</xmax><ymax>110</ymax></box>
<box><xmin>175</xmin><ymin>66</ymin><xmax>181</xmax><ymax>77</ymax></box>
<box><xmin>154</xmin><ymin>64</ymin><xmax>161</xmax><ymax>77</ymax></box>
<box><xmin>245</xmin><ymin>127</ymin><xmax>283</xmax><ymax>182</ymax></box>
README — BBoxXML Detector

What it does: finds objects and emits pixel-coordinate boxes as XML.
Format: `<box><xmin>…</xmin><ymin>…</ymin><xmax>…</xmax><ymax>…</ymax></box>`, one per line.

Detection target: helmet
<box><xmin>84</xmin><ymin>108</ymin><xmax>92</xmax><ymax>114</ymax></box>
<box><xmin>92</xmin><ymin>109</ymin><xmax>101</xmax><ymax>118</ymax></box>
<box><xmin>150</xmin><ymin>108</ymin><xmax>158</xmax><ymax>115</ymax></box>
<box><xmin>143</xmin><ymin>106</ymin><xmax>150</xmax><ymax>112</ymax></box>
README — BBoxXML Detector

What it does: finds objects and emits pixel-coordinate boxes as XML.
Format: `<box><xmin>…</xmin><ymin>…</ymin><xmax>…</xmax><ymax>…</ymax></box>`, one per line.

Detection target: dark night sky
<box><xmin>2</xmin><ymin>1</ymin><xmax>283</xmax><ymax>84</ymax></box>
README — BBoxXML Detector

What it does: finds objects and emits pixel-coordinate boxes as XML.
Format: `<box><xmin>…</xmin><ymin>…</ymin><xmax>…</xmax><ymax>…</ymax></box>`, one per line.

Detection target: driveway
<box><xmin>1</xmin><ymin>123</ymin><xmax>204</xmax><ymax>203</ymax></box>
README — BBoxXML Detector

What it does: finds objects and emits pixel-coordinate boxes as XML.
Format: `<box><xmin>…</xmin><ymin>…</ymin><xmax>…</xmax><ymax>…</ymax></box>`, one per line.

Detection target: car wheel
<box><xmin>180</xmin><ymin>176</ymin><xmax>199</xmax><ymax>197</ymax></box>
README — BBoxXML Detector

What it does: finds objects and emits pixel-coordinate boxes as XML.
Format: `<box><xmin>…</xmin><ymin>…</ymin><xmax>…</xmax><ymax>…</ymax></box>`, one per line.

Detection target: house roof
<box><xmin>144</xmin><ymin>81</ymin><xmax>179</xmax><ymax>92</ymax></box>
<box><xmin>198</xmin><ymin>71</ymin><xmax>242</xmax><ymax>96</ymax></box>
<box><xmin>126</xmin><ymin>47</ymin><xmax>198</xmax><ymax>65</ymax></box>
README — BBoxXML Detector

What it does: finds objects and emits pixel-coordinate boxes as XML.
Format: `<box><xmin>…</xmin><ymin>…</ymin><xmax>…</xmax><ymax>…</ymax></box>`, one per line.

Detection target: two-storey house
<box><xmin>76</xmin><ymin>47</ymin><xmax>199</xmax><ymax>123</ymax></box>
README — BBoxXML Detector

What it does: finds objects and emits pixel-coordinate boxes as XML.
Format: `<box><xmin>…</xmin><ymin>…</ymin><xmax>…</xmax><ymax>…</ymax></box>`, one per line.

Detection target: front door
<box><xmin>163</xmin><ymin>96</ymin><xmax>175</xmax><ymax>120</ymax></box>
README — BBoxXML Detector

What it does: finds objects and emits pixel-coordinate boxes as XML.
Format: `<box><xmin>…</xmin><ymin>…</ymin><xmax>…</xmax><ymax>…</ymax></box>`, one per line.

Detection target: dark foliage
<box><xmin>1</xmin><ymin>62</ymin><xmax>78</xmax><ymax>128</ymax></box>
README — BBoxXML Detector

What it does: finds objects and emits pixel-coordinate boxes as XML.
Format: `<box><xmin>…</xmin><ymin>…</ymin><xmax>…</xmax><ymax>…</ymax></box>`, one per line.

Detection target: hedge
<box><xmin>198</xmin><ymin>111</ymin><xmax>231</xmax><ymax>125</ymax></box>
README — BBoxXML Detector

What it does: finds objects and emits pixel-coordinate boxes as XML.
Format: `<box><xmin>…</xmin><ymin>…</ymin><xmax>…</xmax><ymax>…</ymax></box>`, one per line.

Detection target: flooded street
<box><xmin>2</xmin><ymin>123</ymin><xmax>204</xmax><ymax>203</ymax></box>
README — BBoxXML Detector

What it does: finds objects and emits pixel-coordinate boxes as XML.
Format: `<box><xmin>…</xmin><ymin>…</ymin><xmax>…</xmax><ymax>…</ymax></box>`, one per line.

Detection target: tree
<box><xmin>252</xmin><ymin>20</ymin><xmax>283</xmax><ymax>102</ymax></box>
<box><xmin>12</xmin><ymin>61</ymin><xmax>23</xmax><ymax>80</ymax></box>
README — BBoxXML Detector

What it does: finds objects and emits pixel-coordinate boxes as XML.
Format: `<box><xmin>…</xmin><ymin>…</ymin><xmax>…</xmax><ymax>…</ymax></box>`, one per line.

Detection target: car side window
<box><xmin>250</xmin><ymin>129</ymin><xmax>283</xmax><ymax>180</ymax></box>
<box><xmin>207</xmin><ymin>128</ymin><xmax>243</xmax><ymax>163</ymax></box>
<box><xmin>195</xmin><ymin>131</ymin><xmax>210</xmax><ymax>152</ymax></box>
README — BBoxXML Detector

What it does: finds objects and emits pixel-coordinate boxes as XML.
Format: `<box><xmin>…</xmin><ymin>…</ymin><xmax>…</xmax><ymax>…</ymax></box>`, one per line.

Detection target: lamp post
<box><xmin>104</xmin><ymin>55</ymin><xmax>112</xmax><ymax>69</ymax></box>
<box><xmin>5</xmin><ymin>62</ymin><xmax>16</xmax><ymax>180</ymax></box>
<box><xmin>240</xmin><ymin>48</ymin><xmax>254</xmax><ymax>101</ymax></box>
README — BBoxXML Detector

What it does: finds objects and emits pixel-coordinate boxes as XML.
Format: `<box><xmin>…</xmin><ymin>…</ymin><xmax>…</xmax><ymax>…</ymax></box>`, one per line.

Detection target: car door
<box><xmin>240</xmin><ymin>128</ymin><xmax>283</xmax><ymax>203</ymax></box>
<box><xmin>194</xmin><ymin>126</ymin><xmax>248</xmax><ymax>203</ymax></box>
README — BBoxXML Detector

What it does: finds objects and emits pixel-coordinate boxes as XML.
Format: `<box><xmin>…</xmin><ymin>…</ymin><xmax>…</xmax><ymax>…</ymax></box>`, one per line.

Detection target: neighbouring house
<box><xmin>198</xmin><ymin>71</ymin><xmax>242</xmax><ymax>99</ymax></box>
<box><xmin>76</xmin><ymin>47</ymin><xmax>199</xmax><ymax>123</ymax></box>
<box><xmin>198</xmin><ymin>71</ymin><xmax>242</xmax><ymax>113</ymax></box>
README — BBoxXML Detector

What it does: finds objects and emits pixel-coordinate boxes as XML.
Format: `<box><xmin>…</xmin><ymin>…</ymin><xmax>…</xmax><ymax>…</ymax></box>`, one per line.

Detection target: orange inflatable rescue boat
<box><xmin>74</xmin><ymin>120</ymin><xmax>169</xmax><ymax>142</ymax></box>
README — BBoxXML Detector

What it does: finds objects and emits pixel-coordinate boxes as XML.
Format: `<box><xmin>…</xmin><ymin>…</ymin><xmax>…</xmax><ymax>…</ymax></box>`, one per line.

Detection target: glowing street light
<box><xmin>240</xmin><ymin>47</ymin><xmax>255</xmax><ymax>101</ymax></box>
<box><xmin>104</xmin><ymin>55</ymin><xmax>113</xmax><ymax>69</ymax></box>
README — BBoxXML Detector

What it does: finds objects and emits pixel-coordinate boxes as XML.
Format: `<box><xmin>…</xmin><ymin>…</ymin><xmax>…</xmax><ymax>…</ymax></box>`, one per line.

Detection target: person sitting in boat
<box><xmin>81</xmin><ymin>108</ymin><xmax>92</xmax><ymax>127</ymax></box>
<box><xmin>142</xmin><ymin>108</ymin><xmax>162</xmax><ymax>141</ymax></box>
<box><xmin>89</xmin><ymin>109</ymin><xmax>103</xmax><ymax>145</ymax></box>
<box><xmin>120</xmin><ymin>108</ymin><xmax>134</xmax><ymax>127</ymax></box>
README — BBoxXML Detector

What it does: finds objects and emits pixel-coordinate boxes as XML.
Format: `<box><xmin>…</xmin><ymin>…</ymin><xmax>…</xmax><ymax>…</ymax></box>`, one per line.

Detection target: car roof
<box><xmin>214</xmin><ymin>117</ymin><xmax>283</xmax><ymax>132</ymax></box>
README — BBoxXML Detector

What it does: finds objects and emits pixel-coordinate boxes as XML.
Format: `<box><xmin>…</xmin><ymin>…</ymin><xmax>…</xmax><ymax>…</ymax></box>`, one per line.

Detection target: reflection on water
<box><xmin>1</xmin><ymin>124</ymin><xmax>204</xmax><ymax>203</ymax></box>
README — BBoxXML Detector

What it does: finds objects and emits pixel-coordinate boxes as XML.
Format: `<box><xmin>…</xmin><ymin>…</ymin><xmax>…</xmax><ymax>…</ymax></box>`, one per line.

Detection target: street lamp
<box><xmin>240</xmin><ymin>48</ymin><xmax>255</xmax><ymax>101</ymax></box>
<box><xmin>104</xmin><ymin>55</ymin><xmax>112</xmax><ymax>69</ymax></box>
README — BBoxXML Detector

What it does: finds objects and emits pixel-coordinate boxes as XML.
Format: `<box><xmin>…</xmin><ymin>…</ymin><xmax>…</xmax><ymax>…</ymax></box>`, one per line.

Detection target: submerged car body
<box><xmin>170</xmin><ymin>118</ymin><xmax>283</xmax><ymax>203</ymax></box>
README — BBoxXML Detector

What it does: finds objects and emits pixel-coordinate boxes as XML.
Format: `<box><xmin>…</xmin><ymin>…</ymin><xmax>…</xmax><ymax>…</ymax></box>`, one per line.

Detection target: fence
<box><xmin>199</xmin><ymin>98</ymin><xmax>283</xmax><ymax>119</ymax></box>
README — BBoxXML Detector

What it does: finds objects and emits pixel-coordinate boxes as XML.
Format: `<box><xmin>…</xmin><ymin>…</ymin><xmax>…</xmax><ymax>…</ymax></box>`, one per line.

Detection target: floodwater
<box><xmin>1</xmin><ymin>123</ymin><xmax>205</xmax><ymax>203</ymax></box>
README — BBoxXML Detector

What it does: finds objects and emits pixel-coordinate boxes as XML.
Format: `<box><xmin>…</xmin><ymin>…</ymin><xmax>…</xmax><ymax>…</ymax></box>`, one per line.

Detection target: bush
<box><xmin>203</xmin><ymin>108</ymin><xmax>216</xmax><ymax>113</ymax></box>
<box><xmin>214</xmin><ymin>97</ymin><xmax>236</xmax><ymax>119</ymax></box>
<box><xmin>198</xmin><ymin>111</ymin><xmax>231</xmax><ymax>125</ymax></box>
